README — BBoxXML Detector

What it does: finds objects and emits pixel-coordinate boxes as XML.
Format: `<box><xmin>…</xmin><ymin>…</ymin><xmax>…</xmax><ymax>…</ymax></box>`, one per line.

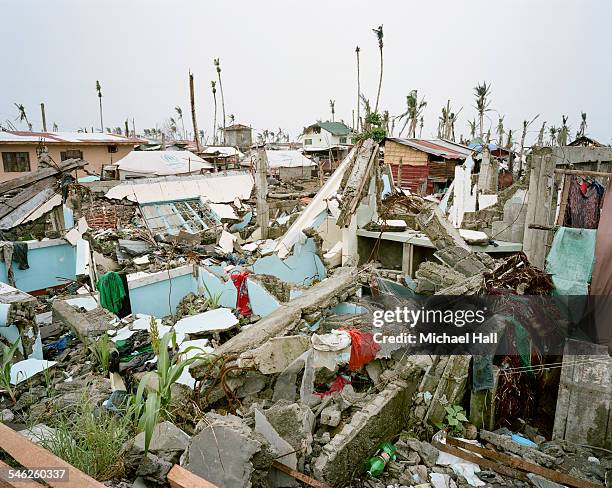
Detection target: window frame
<box><xmin>60</xmin><ymin>149</ymin><xmax>83</xmax><ymax>161</ymax></box>
<box><xmin>2</xmin><ymin>152</ymin><xmax>31</xmax><ymax>172</ymax></box>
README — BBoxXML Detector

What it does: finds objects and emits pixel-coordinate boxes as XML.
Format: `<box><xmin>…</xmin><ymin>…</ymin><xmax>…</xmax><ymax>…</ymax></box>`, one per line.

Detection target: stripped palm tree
<box><xmin>577</xmin><ymin>112</ymin><xmax>587</xmax><ymax>137</ymax></box>
<box><xmin>355</xmin><ymin>46</ymin><xmax>361</xmax><ymax>132</ymax></box>
<box><xmin>473</xmin><ymin>81</ymin><xmax>492</xmax><ymax>138</ymax></box>
<box><xmin>211</xmin><ymin>81</ymin><xmax>218</xmax><ymax>144</ymax></box>
<box><xmin>537</xmin><ymin>121</ymin><xmax>546</xmax><ymax>146</ymax></box>
<box><xmin>96</xmin><ymin>80</ymin><xmax>104</xmax><ymax>132</ymax></box>
<box><xmin>14</xmin><ymin>103</ymin><xmax>32</xmax><ymax>130</ymax></box>
<box><xmin>496</xmin><ymin>116</ymin><xmax>505</xmax><ymax>147</ymax></box>
<box><xmin>549</xmin><ymin>126</ymin><xmax>558</xmax><ymax>146</ymax></box>
<box><xmin>175</xmin><ymin>106</ymin><xmax>186</xmax><ymax>139</ymax></box>
<box><xmin>52</xmin><ymin>122</ymin><xmax>58</xmax><ymax>132</ymax></box>
<box><xmin>329</xmin><ymin>100</ymin><xmax>336</xmax><ymax>122</ymax></box>
<box><xmin>229</xmin><ymin>114</ymin><xmax>235</xmax><ymax>125</ymax></box>
<box><xmin>557</xmin><ymin>115</ymin><xmax>569</xmax><ymax>146</ymax></box>
<box><xmin>372</xmin><ymin>25</ymin><xmax>384</xmax><ymax>113</ymax></box>
<box><xmin>518</xmin><ymin>114</ymin><xmax>539</xmax><ymax>173</ymax></box>
<box><xmin>214</xmin><ymin>58</ymin><xmax>226</xmax><ymax>140</ymax></box>
<box><xmin>399</xmin><ymin>90</ymin><xmax>427</xmax><ymax>138</ymax></box>
<box><xmin>467</xmin><ymin>119</ymin><xmax>477</xmax><ymax>141</ymax></box>
<box><xmin>419</xmin><ymin>117</ymin><xmax>424</xmax><ymax>138</ymax></box>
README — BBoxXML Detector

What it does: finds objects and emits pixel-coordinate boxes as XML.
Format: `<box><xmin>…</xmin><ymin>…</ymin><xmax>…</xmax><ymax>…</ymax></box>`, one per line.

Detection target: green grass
<box><xmin>40</xmin><ymin>394</ymin><xmax>132</xmax><ymax>481</ymax></box>
<box><xmin>0</xmin><ymin>339</ymin><xmax>20</xmax><ymax>403</ymax></box>
<box><xmin>88</xmin><ymin>334</ymin><xmax>110</xmax><ymax>373</ymax></box>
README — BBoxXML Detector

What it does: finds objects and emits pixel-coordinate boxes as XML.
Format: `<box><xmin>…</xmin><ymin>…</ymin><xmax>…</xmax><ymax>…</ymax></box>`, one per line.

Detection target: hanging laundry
<box><xmin>231</xmin><ymin>271</ymin><xmax>252</xmax><ymax>316</ymax></box>
<box><xmin>96</xmin><ymin>271</ymin><xmax>126</xmax><ymax>315</ymax></box>
<box><xmin>563</xmin><ymin>176</ymin><xmax>604</xmax><ymax>229</ymax></box>
<box><xmin>13</xmin><ymin>242</ymin><xmax>29</xmax><ymax>270</ymax></box>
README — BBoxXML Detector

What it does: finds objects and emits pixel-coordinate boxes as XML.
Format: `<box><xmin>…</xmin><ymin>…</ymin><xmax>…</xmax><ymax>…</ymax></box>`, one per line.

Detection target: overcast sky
<box><xmin>2</xmin><ymin>0</ymin><xmax>611</xmax><ymax>146</ymax></box>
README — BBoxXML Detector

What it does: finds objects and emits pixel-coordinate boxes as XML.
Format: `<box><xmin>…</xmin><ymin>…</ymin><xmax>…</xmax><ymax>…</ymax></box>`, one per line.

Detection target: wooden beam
<box><xmin>0</xmin><ymin>159</ymin><xmax>86</xmax><ymax>195</ymax></box>
<box><xmin>167</xmin><ymin>465</ymin><xmax>218</xmax><ymax>488</ymax></box>
<box><xmin>0</xmin><ymin>459</ymin><xmax>44</xmax><ymax>487</ymax></box>
<box><xmin>446</xmin><ymin>437</ymin><xmax>603</xmax><ymax>488</ymax></box>
<box><xmin>271</xmin><ymin>461</ymin><xmax>331</xmax><ymax>488</ymax></box>
<box><xmin>0</xmin><ymin>423</ymin><xmax>106</xmax><ymax>488</ymax></box>
<box><xmin>432</xmin><ymin>439</ymin><xmax>528</xmax><ymax>481</ymax></box>
<box><xmin>554</xmin><ymin>169</ymin><xmax>612</xmax><ymax>178</ymax></box>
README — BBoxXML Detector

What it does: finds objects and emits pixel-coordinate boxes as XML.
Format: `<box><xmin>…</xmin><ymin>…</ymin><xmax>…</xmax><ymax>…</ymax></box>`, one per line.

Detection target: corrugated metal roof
<box><xmin>0</xmin><ymin>130</ymin><xmax>145</xmax><ymax>144</ymax></box>
<box><xmin>307</xmin><ymin>121</ymin><xmax>353</xmax><ymax>136</ymax></box>
<box><xmin>386</xmin><ymin>138</ymin><xmax>472</xmax><ymax>159</ymax></box>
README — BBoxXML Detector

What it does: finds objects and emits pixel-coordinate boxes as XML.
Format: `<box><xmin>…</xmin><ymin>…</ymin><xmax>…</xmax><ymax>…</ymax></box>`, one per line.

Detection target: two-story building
<box><xmin>0</xmin><ymin>131</ymin><xmax>145</xmax><ymax>182</ymax></box>
<box><xmin>222</xmin><ymin>124</ymin><xmax>253</xmax><ymax>152</ymax></box>
<box><xmin>299</xmin><ymin>121</ymin><xmax>356</xmax><ymax>170</ymax></box>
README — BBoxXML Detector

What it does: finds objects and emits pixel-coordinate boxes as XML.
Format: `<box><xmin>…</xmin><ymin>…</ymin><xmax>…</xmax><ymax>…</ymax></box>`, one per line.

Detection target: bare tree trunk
<box><xmin>40</xmin><ymin>103</ymin><xmax>47</xmax><ymax>132</ymax></box>
<box><xmin>98</xmin><ymin>97</ymin><xmax>104</xmax><ymax>133</ymax></box>
<box><xmin>213</xmin><ymin>94</ymin><xmax>217</xmax><ymax>145</ymax></box>
<box><xmin>125</xmin><ymin>119</ymin><xmax>129</xmax><ymax>137</ymax></box>
<box><xmin>518</xmin><ymin>121</ymin><xmax>527</xmax><ymax>176</ymax></box>
<box><xmin>374</xmin><ymin>49</ymin><xmax>383</xmax><ymax>113</ymax></box>
<box><xmin>356</xmin><ymin>48</ymin><xmax>361</xmax><ymax>132</ymax></box>
<box><xmin>189</xmin><ymin>72</ymin><xmax>201</xmax><ymax>152</ymax></box>
<box><xmin>217</xmin><ymin>73</ymin><xmax>226</xmax><ymax>143</ymax></box>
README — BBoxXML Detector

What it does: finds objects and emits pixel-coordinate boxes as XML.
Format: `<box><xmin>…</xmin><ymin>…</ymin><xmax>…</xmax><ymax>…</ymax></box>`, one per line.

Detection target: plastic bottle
<box><xmin>365</xmin><ymin>442</ymin><xmax>397</xmax><ymax>477</ymax></box>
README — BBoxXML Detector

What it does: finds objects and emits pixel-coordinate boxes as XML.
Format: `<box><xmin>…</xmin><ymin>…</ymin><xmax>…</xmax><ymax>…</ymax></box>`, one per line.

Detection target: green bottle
<box><xmin>365</xmin><ymin>442</ymin><xmax>397</xmax><ymax>477</ymax></box>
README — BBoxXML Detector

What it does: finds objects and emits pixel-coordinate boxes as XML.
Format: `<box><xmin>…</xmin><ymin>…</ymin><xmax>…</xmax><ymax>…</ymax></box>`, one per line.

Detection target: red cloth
<box><xmin>315</xmin><ymin>376</ymin><xmax>351</xmax><ymax>398</ymax></box>
<box><xmin>346</xmin><ymin>329</ymin><xmax>381</xmax><ymax>370</ymax></box>
<box><xmin>231</xmin><ymin>271</ymin><xmax>252</xmax><ymax>316</ymax></box>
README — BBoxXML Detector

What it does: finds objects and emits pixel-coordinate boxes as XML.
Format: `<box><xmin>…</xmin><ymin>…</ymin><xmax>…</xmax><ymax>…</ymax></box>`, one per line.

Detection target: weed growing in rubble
<box><xmin>440</xmin><ymin>404</ymin><xmax>469</xmax><ymax>436</ymax></box>
<box><xmin>129</xmin><ymin>330</ymin><xmax>211</xmax><ymax>453</ymax></box>
<box><xmin>40</xmin><ymin>394</ymin><xmax>132</xmax><ymax>480</ymax></box>
<box><xmin>201</xmin><ymin>281</ymin><xmax>223</xmax><ymax>309</ymax></box>
<box><xmin>0</xmin><ymin>339</ymin><xmax>20</xmax><ymax>403</ymax></box>
<box><xmin>88</xmin><ymin>334</ymin><xmax>110</xmax><ymax>373</ymax></box>
<box><xmin>149</xmin><ymin>316</ymin><xmax>160</xmax><ymax>355</ymax></box>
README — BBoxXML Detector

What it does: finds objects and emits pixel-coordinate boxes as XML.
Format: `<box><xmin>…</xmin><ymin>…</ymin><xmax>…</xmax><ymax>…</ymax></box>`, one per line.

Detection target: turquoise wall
<box><xmin>128</xmin><ymin>272</ymin><xmax>198</xmax><ymax>318</ymax></box>
<box><xmin>0</xmin><ymin>242</ymin><xmax>76</xmax><ymax>293</ymax></box>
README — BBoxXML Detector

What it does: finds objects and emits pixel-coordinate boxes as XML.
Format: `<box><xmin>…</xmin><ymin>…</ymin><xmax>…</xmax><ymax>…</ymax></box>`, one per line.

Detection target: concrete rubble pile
<box><xmin>0</xmin><ymin>140</ymin><xmax>610</xmax><ymax>488</ymax></box>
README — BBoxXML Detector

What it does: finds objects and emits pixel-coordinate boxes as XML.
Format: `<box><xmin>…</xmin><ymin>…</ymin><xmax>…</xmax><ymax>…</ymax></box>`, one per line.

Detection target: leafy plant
<box><xmin>0</xmin><ymin>339</ymin><xmax>20</xmax><ymax>403</ymax></box>
<box><xmin>40</xmin><ymin>393</ymin><xmax>132</xmax><ymax>480</ymax></box>
<box><xmin>88</xmin><ymin>334</ymin><xmax>110</xmax><ymax>373</ymax></box>
<box><xmin>442</xmin><ymin>405</ymin><xmax>469</xmax><ymax>436</ymax></box>
<box><xmin>130</xmin><ymin>331</ymin><xmax>210</xmax><ymax>453</ymax></box>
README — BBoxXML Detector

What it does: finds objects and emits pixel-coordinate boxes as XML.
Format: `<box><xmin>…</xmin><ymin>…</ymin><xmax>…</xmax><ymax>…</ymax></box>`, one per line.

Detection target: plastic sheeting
<box><xmin>545</xmin><ymin>227</ymin><xmax>597</xmax><ymax>295</ymax></box>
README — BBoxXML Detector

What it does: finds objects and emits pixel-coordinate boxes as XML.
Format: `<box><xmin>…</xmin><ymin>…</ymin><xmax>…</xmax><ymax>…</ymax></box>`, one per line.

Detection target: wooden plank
<box><xmin>271</xmin><ymin>461</ymin><xmax>331</xmax><ymax>488</ymax></box>
<box><xmin>0</xmin><ymin>179</ymin><xmax>56</xmax><ymax>220</ymax></box>
<box><xmin>432</xmin><ymin>439</ymin><xmax>528</xmax><ymax>481</ymax></box>
<box><xmin>0</xmin><ymin>459</ymin><xmax>44</xmax><ymax>488</ymax></box>
<box><xmin>556</xmin><ymin>174</ymin><xmax>571</xmax><ymax>225</ymax></box>
<box><xmin>167</xmin><ymin>465</ymin><xmax>218</xmax><ymax>488</ymax></box>
<box><xmin>0</xmin><ymin>159</ymin><xmax>85</xmax><ymax>195</ymax></box>
<box><xmin>446</xmin><ymin>437</ymin><xmax>603</xmax><ymax>488</ymax></box>
<box><xmin>0</xmin><ymin>423</ymin><xmax>106</xmax><ymax>488</ymax></box>
<box><xmin>554</xmin><ymin>169</ymin><xmax>612</xmax><ymax>177</ymax></box>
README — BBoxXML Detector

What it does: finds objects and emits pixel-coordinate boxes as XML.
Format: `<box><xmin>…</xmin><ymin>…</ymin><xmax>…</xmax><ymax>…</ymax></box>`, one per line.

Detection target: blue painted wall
<box><xmin>129</xmin><ymin>272</ymin><xmax>198</xmax><ymax>318</ymax></box>
<box><xmin>0</xmin><ymin>242</ymin><xmax>76</xmax><ymax>293</ymax></box>
<box><xmin>251</xmin><ymin>238</ymin><xmax>326</xmax><ymax>286</ymax></box>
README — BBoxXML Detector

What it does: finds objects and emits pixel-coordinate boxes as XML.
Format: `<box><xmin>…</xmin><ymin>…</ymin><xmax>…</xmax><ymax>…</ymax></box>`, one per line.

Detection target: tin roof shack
<box><xmin>384</xmin><ymin>138</ymin><xmax>472</xmax><ymax>195</ymax></box>
<box><xmin>243</xmin><ymin>150</ymin><xmax>315</xmax><ymax>181</ymax></box>
<box><xmin>0</xmin><ymin>131</ymin><xmax>145</xmax><ymax>182</ymax></box>
<box><xmin>113</xmin><ymin>150</ymin><xmax>213</xmax><ymax>180</ymax></box>
<box><xmin>200</xmin><ymin>146</ymin><xmax>243</xmax><ymax>170</ymax></box>
<box><xmin>222</xmin><ymin>124</ymin><xmax>252</xmax><ymax>152</ymax></box>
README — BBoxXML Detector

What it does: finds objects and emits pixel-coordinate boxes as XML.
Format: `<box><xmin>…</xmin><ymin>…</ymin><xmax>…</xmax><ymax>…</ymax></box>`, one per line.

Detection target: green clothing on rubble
<box><xmin>96</xmin><ymin>271</ymin><xmax>126</xmax><ymax>314</ymax></box>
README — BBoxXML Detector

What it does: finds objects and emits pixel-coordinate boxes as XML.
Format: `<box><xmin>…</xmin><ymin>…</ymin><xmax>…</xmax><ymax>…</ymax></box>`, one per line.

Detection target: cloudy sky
<box><xmin>2</xmin><ymin>0</ymin><xmax>611</xmax><ymax>145</ymax></box>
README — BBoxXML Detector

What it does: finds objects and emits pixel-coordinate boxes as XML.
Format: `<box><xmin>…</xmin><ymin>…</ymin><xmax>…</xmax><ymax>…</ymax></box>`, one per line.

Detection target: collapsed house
<box><xmin>0</xmin><ymin>139</ymin><xmax>610</xmax><ymax>488</ymax></box>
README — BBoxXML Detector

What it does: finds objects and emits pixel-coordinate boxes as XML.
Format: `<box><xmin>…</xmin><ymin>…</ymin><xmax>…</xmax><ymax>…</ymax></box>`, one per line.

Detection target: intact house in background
<box><xmin>0</xmin><ymin>131</ymin><xmax>145</xmax><ymax>182</ymax></box>
<box><xmin>383</xmin><ymin>138</ymin><xmax>473</xmax><ymax>195</ymax></box>
<box><xmin>299</xmin><ymin>121</ymin><xmax>356</xmax><ymax>170</ymax></box>
<box><xmin>222</xmin><ymin>124</ymin><xmax>253</xmax><ymax>152</ymax></box>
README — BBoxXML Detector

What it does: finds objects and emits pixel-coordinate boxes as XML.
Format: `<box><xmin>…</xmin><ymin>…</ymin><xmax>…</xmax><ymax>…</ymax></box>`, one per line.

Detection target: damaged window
<box><xmin>140</xmin><ymin>198</ymin><xmax>219</xmax><ymax>235</ymax></box>
<box><xmin>60</xmin><ymin>149</ymin><xmax>83</xmax><ymax>161</ymax></box>
<box><xmin>305</xmin><ymin>138</ymin><xmax>312</xmax><ymax>145</ymax></box>
<box><xmin>2</xmin><ymin>151</ymin><xmax>30</xmax><ymax>172</ymax></box>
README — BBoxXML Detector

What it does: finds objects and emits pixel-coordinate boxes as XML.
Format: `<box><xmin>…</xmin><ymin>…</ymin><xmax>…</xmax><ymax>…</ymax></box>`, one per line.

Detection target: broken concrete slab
<box><xmin>191</xmin><ymin>267</ymin><xmax>360</xmax><ymax>378</ymax></box>
<box><xmin>313</xmin><ymin>363</ymin><xmax>422</xmax><ymax>486</ymax></box>
<box><xmin>52</xmin><ymin>295</ymin><xmax>117</xmax><ymax>338</ymax></box>
<box><xmin>133</xmin><ymin>421</ymin><xmax>190</xmax><ymax>455</ymax></box>
<box><xmin>10</xmin><ymin>358</ymin><xmax>57</xmax><ymax>385</ymax></box>
<box><xmin>264</xmin><ymin>400</ymin><xmax>316</xmax><ymax>457</ymax></box>
<box><xmin>182</xmin><ymin>412</ymin><xmax>273</xmax><ymax>488</ymax></box>
<box><xmin>174</xmin><ymin>307</ymin><xmax>239</xmax><ymax>335</ymax></box>
<box><xmin>254</xmin><ymin>408</ymin><xmax>296</xmax><ymax>487</ymax></box>
<box><xmin>237</xmin><ymin>335</ymin><xmax>310</xmax><ymax>374</ymax></box>
<box><xmin>416</xmin><ymin>205</ymin><xmax>470</xmax><ymax>251</ymax></box>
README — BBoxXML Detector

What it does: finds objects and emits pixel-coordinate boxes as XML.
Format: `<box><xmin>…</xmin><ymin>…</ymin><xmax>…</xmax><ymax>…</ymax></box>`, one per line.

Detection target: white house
<box><xmin>299</xmin><ymin>121</ymin><xmax>356</xmax><ymax>151</ymax></box>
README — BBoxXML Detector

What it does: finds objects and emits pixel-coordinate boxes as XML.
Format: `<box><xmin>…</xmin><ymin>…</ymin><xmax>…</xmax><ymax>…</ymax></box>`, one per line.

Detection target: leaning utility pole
<box><xmin>40</xmin><ymin>103</ymin><xmax>47</xmax><ymax>132</ymax></box>
<box><xmin>189</xmin><ymin>71</ymin><xmax>201</xmax><ymax>152</ymax></box>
